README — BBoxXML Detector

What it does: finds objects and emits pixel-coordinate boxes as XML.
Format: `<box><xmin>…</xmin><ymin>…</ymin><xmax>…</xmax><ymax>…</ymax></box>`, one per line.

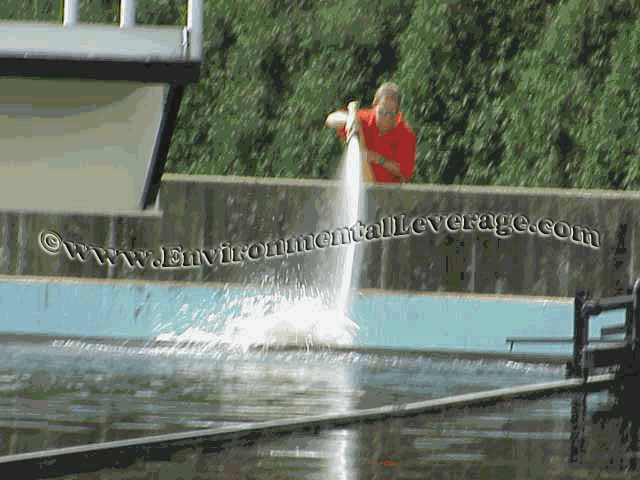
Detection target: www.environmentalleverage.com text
<box><xmin>38</xmin><ymin>212</ymin><xmax>600</xmax><ymax>270</ymax></box>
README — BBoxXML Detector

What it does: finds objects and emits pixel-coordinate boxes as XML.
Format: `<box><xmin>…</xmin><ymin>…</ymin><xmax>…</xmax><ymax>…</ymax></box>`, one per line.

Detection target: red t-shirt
<box><xmin>337</xmin><ymin>108</ymin><xmax>416</xmax><ymax>183</ymax></box>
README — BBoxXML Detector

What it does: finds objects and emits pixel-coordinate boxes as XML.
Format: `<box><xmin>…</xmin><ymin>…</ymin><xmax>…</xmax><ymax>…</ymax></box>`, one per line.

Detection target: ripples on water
<box><xmin>0</xmin><ymin>340</ymin><xmax>634</xmax><ymax>479</ymax></box>
<box><xmin>0</xmin><ymin>339</ymin><xmax>565</xmax><ymax>427</ymax></box>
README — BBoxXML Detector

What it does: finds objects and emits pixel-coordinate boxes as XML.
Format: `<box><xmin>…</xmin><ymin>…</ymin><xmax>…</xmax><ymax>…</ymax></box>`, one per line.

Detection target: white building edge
<box><xmin>0</xmin><ymin>0</ymin><xmax>204</xmax><ymax>213</ymax></box>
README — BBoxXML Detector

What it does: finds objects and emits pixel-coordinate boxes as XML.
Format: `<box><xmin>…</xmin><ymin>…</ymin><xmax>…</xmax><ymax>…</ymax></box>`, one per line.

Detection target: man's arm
<box><xmin>325</xmin><ymin>111</ymin><xmax>348</xmax><ymax>129</ymax></box>
<box><xmin>389</xmin><ymin>131</ymin><xmax>416</xmax><ymax>182</ymax></box>
<box><xmin>327</xmin><ymin>109</ymin><xmax>364</xmax><ymax>149</ymax></box>
<box><xmin>366</xmin><ymin>136</ymin><xmax>415</xmax><ymax>182</ymax></box>
<box><xmin>368</xmin><ymin>152</ymin><xmax>405</xmax><ymax>181</ymax></box>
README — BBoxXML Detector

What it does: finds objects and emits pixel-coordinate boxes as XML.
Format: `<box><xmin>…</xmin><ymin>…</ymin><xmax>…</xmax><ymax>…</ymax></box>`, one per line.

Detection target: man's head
<box><xmin>372</xmin><ymin>82</ymin><xmax>401</xmax><ymax>134</ymax></box>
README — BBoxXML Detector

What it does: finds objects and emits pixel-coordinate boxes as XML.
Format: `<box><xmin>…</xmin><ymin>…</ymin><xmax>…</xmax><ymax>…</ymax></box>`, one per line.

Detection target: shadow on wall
<box><xmin>0</xmin><ymin>175</ymin><xmax>635</xmax><ymax>298</ymax></box>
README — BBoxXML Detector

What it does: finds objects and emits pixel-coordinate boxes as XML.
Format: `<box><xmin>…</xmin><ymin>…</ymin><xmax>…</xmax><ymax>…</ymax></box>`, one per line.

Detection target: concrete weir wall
<box><xmin>0</xmin><ymin>173</ymin><xmax>638</xmax><ymax>298</ymax></box>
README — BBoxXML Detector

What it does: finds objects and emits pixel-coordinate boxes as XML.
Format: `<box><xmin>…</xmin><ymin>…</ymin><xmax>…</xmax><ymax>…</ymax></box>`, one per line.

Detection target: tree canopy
<box><xmin>4</xmin><ymin>0</ymin><xmax>640</xmax><ymax>188</ymax></box>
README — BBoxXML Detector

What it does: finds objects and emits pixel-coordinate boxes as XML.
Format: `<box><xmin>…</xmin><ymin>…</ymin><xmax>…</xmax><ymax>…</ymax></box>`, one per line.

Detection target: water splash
<box><xmin>154</xmin><ymin>294</ymin><xmax>359</xmax><ymax>352</ymax></box>
<box><xmin>153</xmin><ymin>136</ymin><xmax>365</xmax><ymax>350</ymax></box>
<box><xmin>334</xmin><ymin>135</ymin><xmax>365</xmax><ymax>315</ymax></box>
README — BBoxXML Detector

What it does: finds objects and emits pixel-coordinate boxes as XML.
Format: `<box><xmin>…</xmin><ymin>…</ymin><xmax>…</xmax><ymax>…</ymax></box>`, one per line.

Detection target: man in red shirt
<box><xmin>325</xmin><ymin>82</ymin><xmax>416</xmax><ymax>183</ymax></box>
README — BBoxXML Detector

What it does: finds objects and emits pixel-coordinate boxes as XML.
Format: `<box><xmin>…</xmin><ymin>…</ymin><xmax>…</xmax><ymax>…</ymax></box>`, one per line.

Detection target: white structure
<box><xmin>0</xmin><ymin>0</ymin><xmax>203</xmax><ymax>213</ymax></box>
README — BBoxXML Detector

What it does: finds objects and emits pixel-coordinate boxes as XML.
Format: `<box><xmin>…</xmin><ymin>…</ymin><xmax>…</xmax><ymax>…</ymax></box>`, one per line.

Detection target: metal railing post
<box><xmin>187</xmin><ymin>0</ymin><xmax>203</xmax><ymax>60</ymax></box>
<box><xmin>572</xmin><ymin>289</ymin><xmax>587</xmax><ymax>378</ymax></box>
<box><xmin>120</xmin><ymin>0</ymin><xmax>136</xmax><ymax>27</ymax></box>
<box><xmin>63</xmin><ymin>0</ymin><xmax>78</xmax><ymax>27</ymax></box>
<box><xmin>632</xmin><ymin>278</ymin><xmax>640</xmax><ymax>369</ymax></box>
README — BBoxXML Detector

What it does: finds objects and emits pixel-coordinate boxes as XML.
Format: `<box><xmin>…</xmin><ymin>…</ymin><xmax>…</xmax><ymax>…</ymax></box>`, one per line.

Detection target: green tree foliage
<box><xmin>397</xmin><ymin>0</ymin><xmax>564</xmax><ymax>185</ymax></box>
<box><xmin>2</xmin><ymin>0</ymin><xmax>640</xmax><ymax>189</ymax></box>
<box><xmin>397</xmin><ymin>0</ymin><xmax>640</xmax><ymax>188</ymax></box>
<box><xmin>0</xmin><ymin>0</ymin><xmax>63</xmax><ymax>21</ymax></box>
<box><xmin>267</xmin><ymin>0</ymin><xmax>415</xmax><ymax>179</ymax></box>
<box><xmin>581</xmin><ymin>14</ymin><xmax>640</xmax><ymax>189</ymax></box>
<box><xmin>170</xmin><ymin>0</ymin><xmax>414</xmax><ymax>178</ymax></box>
<box><xmin>498</xmin><ymin>0</ymin><xmax>640</xmax><ymax>188</ymax></box>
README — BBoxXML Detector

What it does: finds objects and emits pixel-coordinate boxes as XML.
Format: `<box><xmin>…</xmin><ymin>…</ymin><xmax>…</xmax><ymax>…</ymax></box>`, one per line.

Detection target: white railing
<box><xmin>120</xmin><ymin>0</ymin><xmax>136</xmax><ymax>28</ymax></box>
<box><xmin>187</xmin><ymin>0</ymin><xmax>203</xmax><ymax>60</ymax></box>
<box><xmin>61</xmin><ymin>0</ymin><xmax>202</xmax><ymax>59</ymax></box>
<box><xmin>62</xmin><ymin>0</ymin><xmax>78</xmax><ymax>27</ymax></box>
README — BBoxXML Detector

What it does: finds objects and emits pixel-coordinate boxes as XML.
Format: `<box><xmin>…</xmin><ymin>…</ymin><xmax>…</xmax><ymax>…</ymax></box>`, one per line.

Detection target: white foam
<box><xmin>156</xmin><ymin>296</ymin><xmax>359</xmax><ymax>351</ymax></box>
<box><xmin>153</xmin><ymin>133</ymin><xmax>365</xmax><ymax>351</ymax></box>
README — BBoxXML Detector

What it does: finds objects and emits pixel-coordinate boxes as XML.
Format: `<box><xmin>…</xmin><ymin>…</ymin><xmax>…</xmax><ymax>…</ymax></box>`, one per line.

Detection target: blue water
<box><xmin>0</xmin><ymin>277</ymin><xmax>625</xmax><ymax>354</ymax></box>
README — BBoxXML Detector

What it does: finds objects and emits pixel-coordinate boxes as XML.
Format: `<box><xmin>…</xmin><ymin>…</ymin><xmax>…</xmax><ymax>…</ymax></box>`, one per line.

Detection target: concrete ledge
<box><xmin>0</xmin><ymin>174</ymin><xmax>636</xmax><ymax>297</ymax></box>
<box><xmin>0</xmin><ymin>274</ymin><xmax>572</xmax><ymax>303</ymax></box>
<box><xmin>162</xmin><ymin>173</ymin><xmax>640</xmax><ymax>199</ymax></box>
<box><xmin>0</xmin><ymin>208</ymin><xmax>163</xmax><ymax>218</ymax></box>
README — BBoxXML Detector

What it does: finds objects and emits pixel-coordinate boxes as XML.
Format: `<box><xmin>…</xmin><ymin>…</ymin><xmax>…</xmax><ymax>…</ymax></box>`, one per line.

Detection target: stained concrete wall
<box><xmin>0</xmin><ymin>173</ymin><xmax>638</xmax><ymax>298</ymax></box>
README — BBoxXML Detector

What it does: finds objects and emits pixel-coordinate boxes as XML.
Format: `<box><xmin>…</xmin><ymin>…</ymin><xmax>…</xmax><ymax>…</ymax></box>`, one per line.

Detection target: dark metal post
<box><xmin>632</xmin><ymin>279</ymin><xmax>640</xmax><ymax>371</ymax></box>
<box><xmin>572</xmin><ymin>289</ymin><xmax>587</xmax><ymax>378</ymax></box>
<box><xmin>569</xmin><ymin>391</ymin><xmax>587</xmax><ymax>465</ymax></box>
<box><xmin>623</xmin><ymin>283</ymin><xmax>634</xmax><ymax>372</ymax></box>
<box><xmin>626</xmin><ymin>284</ymin><xmax>633</xmax><ymax>339</ymax></box>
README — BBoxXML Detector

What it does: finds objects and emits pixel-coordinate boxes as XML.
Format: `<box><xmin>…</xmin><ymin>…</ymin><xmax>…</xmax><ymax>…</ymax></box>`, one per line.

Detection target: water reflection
<box><xmin>5</xmin><ymin>342</ymin><xmax>640</xmax><ymax>478</ymax></box>
<box><xmin>573</xmin><ymin>377</ymin><xmax>640</xmax><ymax>472</ymax></box>
<box><xmin>217</xmin><ymin>353</ymin><xmax>358</xmax><ymax>479</ymax></box>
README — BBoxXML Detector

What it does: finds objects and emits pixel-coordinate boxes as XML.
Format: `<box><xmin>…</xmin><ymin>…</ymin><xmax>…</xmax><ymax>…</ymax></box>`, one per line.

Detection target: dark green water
<box><xmin>0</xmin><ymin>341</ymin><xmax>636</xmax><ymax>479</ymax></box>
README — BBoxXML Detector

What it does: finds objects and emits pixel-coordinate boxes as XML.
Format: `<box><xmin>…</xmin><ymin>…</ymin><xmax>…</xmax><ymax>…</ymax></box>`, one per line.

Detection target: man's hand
<box><xmin>345</xmin><ymin>101</ymin><xmax>360</xmax><ymax>141</ymax></box>
<box><xmin>325</xmin><ymin>111</ymin><xmax>347</xmax><ymax>129</ymax></box>
<box><xmin>365</xmin><ymin>150</ymin><xmax>407</xmax><ymax>182</ymax></box>
<box><xmin>364</xmin><ymin>150</ymin><xmax>379</xmax><ymax>166</ymax></box>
